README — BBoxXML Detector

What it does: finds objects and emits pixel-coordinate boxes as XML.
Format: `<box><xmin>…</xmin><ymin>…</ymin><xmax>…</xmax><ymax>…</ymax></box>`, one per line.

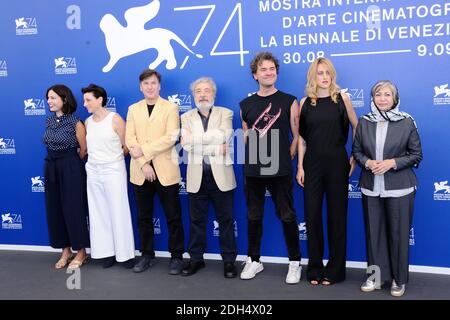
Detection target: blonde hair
<box><xmin>306</xmin><ymin>57</ymin><xmax>340</xmax><ymax>106</ymax></box>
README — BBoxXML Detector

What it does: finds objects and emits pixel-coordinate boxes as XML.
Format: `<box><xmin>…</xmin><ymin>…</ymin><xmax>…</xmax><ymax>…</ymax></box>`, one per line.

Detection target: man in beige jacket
<box><xmin>180</xmin><ymin>77</ymin><xmax>237</xmax><ymax>278</ymax></box>
<box><xmin>126</xmin><ymin>69</ymin><xmax>184</xmax><ymax>274</ymax></box>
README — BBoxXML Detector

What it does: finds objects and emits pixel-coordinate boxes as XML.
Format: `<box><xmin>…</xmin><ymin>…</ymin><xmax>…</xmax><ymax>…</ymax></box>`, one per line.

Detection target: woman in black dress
<box><xmin>296</xmin><ymin>58</ymin><xmax>358</xmax><ymax>285</ymax></box>
<box><xmin>44</xmin><ymin>84</ymin><xmax>90</xmax><ymax>269</ymax></box>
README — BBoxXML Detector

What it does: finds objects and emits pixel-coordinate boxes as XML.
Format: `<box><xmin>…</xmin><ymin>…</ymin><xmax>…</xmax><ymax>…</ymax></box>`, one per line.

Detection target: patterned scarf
<box><xmin>363</xmin><ymin>99</ymin><xmax>418</xmax><ymax>129</ymax></box>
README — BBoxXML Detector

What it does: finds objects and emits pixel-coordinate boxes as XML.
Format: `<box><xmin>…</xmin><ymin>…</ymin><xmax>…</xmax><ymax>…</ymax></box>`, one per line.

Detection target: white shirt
<box><xmin>86</xmin><ymin>112</ymin><xmax>124</xmax><ymax>164</ymax></box>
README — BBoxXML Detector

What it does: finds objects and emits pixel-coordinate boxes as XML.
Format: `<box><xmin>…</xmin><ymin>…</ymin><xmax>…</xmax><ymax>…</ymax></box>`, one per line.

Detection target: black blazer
<box><xmin>352</xmin><ymin>117</ymin><xmax>423</xmax><ymax>191</ymax></box>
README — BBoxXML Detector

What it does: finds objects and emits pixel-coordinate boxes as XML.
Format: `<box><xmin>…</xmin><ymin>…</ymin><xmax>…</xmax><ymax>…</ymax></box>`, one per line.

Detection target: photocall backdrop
<box><xmin>1</xmin><ymin>0</ymin><xmax>449</xmax><ymax>270</ymax></box>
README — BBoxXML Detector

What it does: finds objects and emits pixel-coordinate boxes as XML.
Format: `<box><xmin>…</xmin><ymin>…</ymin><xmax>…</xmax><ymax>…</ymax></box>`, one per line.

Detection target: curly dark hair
<box><xmin>250</xmin><ymin>51</ymin><xmax>280</xmax><ymax>76</ymax></box>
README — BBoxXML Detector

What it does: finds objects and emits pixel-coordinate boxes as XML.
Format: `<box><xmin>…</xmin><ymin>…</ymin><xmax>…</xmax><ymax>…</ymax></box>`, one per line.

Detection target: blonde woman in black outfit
<box><xmin>297</xmin><ymin>58</ymin><xmax>358</xmax><ymax>285</ymax></box>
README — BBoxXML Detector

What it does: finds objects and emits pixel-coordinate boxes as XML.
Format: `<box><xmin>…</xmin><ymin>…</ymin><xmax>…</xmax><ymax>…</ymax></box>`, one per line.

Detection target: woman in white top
<box><xmin>82</xmin><ymin>84</ymin><xmax>135</xmax><ymax>268</ymax></box>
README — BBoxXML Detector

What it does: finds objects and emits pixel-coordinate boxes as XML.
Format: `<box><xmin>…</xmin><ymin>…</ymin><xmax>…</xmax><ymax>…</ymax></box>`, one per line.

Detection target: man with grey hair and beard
<box><xmin>180</xmin><ymin>77</ymin><xmax>238</xmax><ymax>278</ymax></box>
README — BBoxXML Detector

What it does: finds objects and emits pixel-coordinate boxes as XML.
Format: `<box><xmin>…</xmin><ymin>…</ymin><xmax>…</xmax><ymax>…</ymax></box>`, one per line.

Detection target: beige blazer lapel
<box><xmin>147</xmin><ymin>97</ymin><xmax>164</xmax><ymax>124</ymax></box>
<box><xmin>207</xmin><ymin>107</ymin><xmax>220</xmax><ymax>130</ymax></box>
<box><xmin>190</xmin><ymin>110</ymin><xmax>204</xmax><ymax>133</ymax></box>
<box><xmin>135</xmin><ymin>100</ymin><xmax>151</xmax><ymax>140</ymax></box>
<box><xmin>137</xmin><ymin>100</ymin><xmax>149</xmax><ymax>122</ymax></box>
<box><xmin>192</xmin><ymin>107</ymin><xmax>219</xmax><ymax>132</ymax></box>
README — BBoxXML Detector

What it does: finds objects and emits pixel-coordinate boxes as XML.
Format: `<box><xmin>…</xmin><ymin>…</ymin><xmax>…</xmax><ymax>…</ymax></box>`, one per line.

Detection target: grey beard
<box><xmin>195</xmin><ymin>100</ymin><xmax>214</xmax><ymax>112</ymax></box>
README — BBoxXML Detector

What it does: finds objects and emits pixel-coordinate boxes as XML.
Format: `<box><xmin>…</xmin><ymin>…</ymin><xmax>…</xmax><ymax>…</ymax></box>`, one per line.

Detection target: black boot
<box><xmin>102</xmin><ymin>256</ymin><xmax>116</xmax><ymax>269</ymax></box>
<box><xmin>121</xmin><ymin>258</ymin><xmax>135</xmax><ymax>269</ymax></box>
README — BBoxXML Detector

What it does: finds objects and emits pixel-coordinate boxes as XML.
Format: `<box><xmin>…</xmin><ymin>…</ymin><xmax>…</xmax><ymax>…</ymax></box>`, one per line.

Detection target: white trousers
<box><xmin>86</xmin><ymin>160</ymin><xmax>135</xmax><ymax>262</ymax></box>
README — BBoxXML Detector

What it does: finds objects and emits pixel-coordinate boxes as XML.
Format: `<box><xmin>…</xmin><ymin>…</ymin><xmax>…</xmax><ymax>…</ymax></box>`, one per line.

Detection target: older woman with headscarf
<box><xmin>353</xmin><ymin>80</ymin><xmax>423</xmax><ymax>297</ymax></box>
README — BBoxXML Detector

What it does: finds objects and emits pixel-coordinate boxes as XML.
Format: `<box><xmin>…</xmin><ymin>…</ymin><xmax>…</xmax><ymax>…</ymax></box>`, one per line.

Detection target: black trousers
<box><xmin>133</xmin><ymin>179</ymin><xmax>184</xmax><ymax>259</ymax></box>
<box><xmin>188</xmin><ymin>170</ymin><xmax>237</xmax><ymax>263</ymax></box>
<box><xmin>303</xmin><ymin>149</ymin><xmax>349</xmax><ymax>282</ymax></box>
<box><xmin>245</xmin><ymin>175</ymin><xmax>301</xmax><ymax>261</ymax></box>
<box><xmin>362</xmin><ymin>192</ymin><xmax>415</xmax><ymax>285</ymax></box>
<box><xmin>44</xmin><ymin>148</ymin><xmax>90</xmax><ymax>251</ymax></box>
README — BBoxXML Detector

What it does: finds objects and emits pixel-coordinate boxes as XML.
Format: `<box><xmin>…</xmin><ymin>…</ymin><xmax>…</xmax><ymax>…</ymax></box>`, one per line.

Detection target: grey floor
<box><xmin>0</xmin><ymin>250</ymin><xmax>449</xmax><ymax>300</ymax></box>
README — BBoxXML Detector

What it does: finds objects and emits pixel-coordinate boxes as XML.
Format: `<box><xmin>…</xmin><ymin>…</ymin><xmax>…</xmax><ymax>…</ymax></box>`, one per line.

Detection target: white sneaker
<box><xmin>285</xmin><ymin>261</ymin><xmax>301</xmax><ymax>284</ymax></box>
<box><xmin>391</xmin><ymin>280</ymin><xmax>406</xmax><ymax>297</ymax></box>
<box><xmin>240</xmin><ymin>257</ymin><xmax>264</xmax><ymax>280</ymax></box>
<box><xmin>360</xmin><ymin>279</ymin><xmax>381</xmax><ymax>292</ymax></box>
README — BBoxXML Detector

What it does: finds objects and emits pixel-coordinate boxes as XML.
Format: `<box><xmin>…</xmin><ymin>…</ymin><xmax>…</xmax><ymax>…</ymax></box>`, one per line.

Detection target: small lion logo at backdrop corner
<box><xmin>434</xmin><ymin>84</ymin><xmax>450</xmax><ymax>98</ymax></box>
<box><xmin>0</xmin><ymin>138</ymin><xmax>7</xmax><ymax>149</ymax></box>
<box><xmin>15</xmin><ymin>18</ymin><xmax>28</xmax><ymax>29</ymax></box>
<box><xmin>2</xmin><ymin>213</ymin><xmax>13</xmax><ymax>224</ymax></box>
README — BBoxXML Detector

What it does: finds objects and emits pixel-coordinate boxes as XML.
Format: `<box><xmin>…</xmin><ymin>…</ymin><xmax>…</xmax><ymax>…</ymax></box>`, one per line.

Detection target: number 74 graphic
<box><xmin>174</xmin><ymin>3</ymin><xmax>249</xmax><ymax>68</ymax></box>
